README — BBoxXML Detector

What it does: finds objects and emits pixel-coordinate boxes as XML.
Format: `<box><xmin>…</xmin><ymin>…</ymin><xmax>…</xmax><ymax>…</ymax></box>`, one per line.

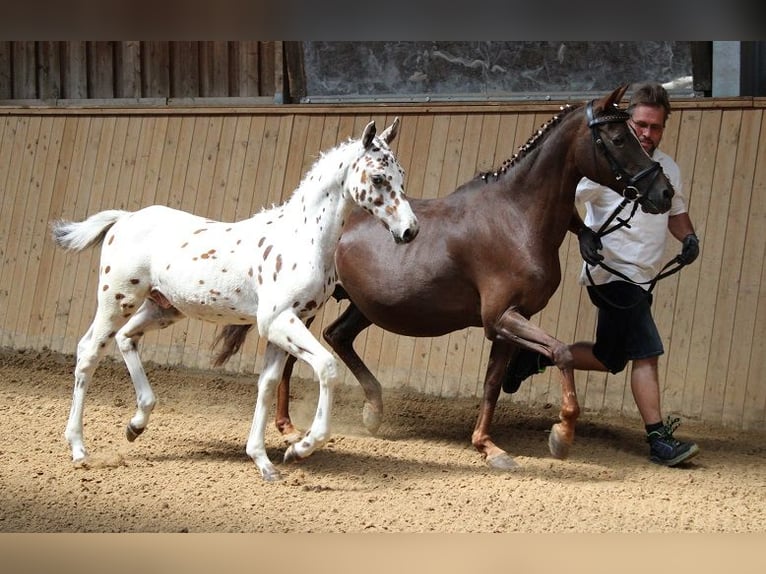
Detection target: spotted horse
<box><xmin>50</xmin><ymin>118</ymin><xmax>419</xmax><ymax>482</ymax></box>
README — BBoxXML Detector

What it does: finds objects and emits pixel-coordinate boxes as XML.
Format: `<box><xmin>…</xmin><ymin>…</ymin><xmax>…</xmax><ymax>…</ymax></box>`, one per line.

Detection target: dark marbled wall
<box><xmin>303</xmin><ymin>41</ymin><xmax>693</xmax><ymax>101</ymax></box>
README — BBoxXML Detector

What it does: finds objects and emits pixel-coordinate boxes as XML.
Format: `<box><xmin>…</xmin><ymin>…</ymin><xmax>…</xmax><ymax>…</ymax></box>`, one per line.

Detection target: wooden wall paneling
<box><xmin>66</xmin><ymin>116</ymin><xmax>117</xmax><ymax>352</ymax></box>
<box><xmin>235</xmin><ymin>41</ymin><xmax>261</xmax><ymax>97</ymax></box>
<box><xmin>36</xmin><ymin>117</ymin><xmax>84</xmax><ymax>351</ymax></box>
<box><xmin>695</xmin><ymin>110</ymin><xmax>742</xmax><ymax>422</ymax></box>
<box><xmin>142</xmin><ymin>42</ymin><xmax>170</xmax><ymax>99</ymax></box>
<box><xmin>199</xmin><ymin>42</ymin><xmax>230</xmax><ymax>98</ymax></box>
<box><xmin>0</xmin><ymin>116</ymin><xmax>19</xmax><ymax>338</ymax></box>
<box><xmin>87</xmin><ymin>42</ymin><xmax>115</xmax><ymax>99</ymax></box>
<box><xmin>663</xmin><ymin>109</ymin><xmax>704</xmax><ymax>414</ymax></box>
<box><xmin>11</xmin><ymin>42</ymin><xmax>37</xmax><ymax>99</ymax></box>
<box><xmin>0</xmin><ymin>116</ymin><xmax>41</xmax><ymax>346</ymax></box>
<box><xmin>61</xmin><ymin>42</ymin><xmax>87</xmax><ymax>100</ymax></box>
<box><xmin>21</xmin><ymin>117</ymin><xmax>65</xmax><ymax>349</ymax></box>
<box><xmin>258</xmin><ymin>42</ymin><xmax>276</xmax><ymax>98</ymax></box>
<box><xmin>170</xmin><ymin>42</ymin><xmax>200</xmax><ymax>99</ymax></box>
<box><xmin>37</xmin><ymin>42</ymin><xmax>62</xmax><ymax>100</ymax></box>
<box><xmin>683</xmin><ymin>110</ymin><xmax>724</xmax><ymax>419</ymax></box>
<box><xmin>701</xmin><ymin>109</ymin><xmax>749</xmax><ymax>424</ymax></box>
<box><xmin>0</xmin><ymin>42</ymin><xmax>11</xmax><ymax>99</ymax></box>
<box><xmin>179</xmin><ymin>116</ymin><xmax>224</xmax><ymax>369</ymax></box>
<box><xmin>741</xmin><ymin>111</ymin><xmax>766</xmax><ymax>429</ymax></box>
<box><xmin>720</xmin><ymin>109</ymin><xmax>763</xmax><ymax>427</ymax></box>
<box><xmin>114</xmin><ymin>41</ymin><xmax>141</xmax><ymax>99</ymax></box>
<box><xmin>61</xmin><ymin>117</ymin><xmax>110</xmax><ymax>353</ymax></box>
<box><xmin>49</xmin><ymin>116</ymin><xmax>93</xmax><ymax>353</ymax></box>
<box><xmin>0</xmin><ymin>116</ymin><xmax>31</xmax><ymax>345</ymax></box>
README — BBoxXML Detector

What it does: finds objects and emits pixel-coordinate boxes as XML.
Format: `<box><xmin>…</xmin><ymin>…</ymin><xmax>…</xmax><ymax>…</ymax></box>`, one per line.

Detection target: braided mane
<box><xmin>480</xmin><ymin>103</ymin><xmax>581</xmax><ymax>182</ymax></box>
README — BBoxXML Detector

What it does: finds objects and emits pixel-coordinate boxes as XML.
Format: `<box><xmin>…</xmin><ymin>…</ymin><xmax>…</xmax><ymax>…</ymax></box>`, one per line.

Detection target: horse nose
<box><xmin>396</xmin><ymin>223</ymin><xmax>419</xmax><ymax>244</ymax></box>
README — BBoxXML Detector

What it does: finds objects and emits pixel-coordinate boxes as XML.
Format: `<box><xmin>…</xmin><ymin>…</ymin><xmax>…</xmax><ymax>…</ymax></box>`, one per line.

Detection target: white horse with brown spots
<box><xmin>51</xmin><ymin>118</ymin><xmax>418</xmax><ymax>481</ymax></box>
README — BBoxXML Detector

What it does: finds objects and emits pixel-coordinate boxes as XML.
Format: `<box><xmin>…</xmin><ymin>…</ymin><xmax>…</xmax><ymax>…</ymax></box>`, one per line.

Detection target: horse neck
<box><xmin>502</xmin><ymin>116</ymin><xmax>584</xmax><ymax>245</ymax></box>
<box><xmin>284</xmin><ymin>148</ymin><xmax>355</xmax><ymax>254</ymax></box>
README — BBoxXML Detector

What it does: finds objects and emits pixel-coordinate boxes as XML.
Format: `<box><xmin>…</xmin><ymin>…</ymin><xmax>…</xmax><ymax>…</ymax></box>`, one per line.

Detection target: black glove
<box><xmin>577</xmin><ymin>226</ymin><xmax>603</xmax><ymax>265</ymax></box>
<box><xmin>678</xmin><ymin>233</ymin><xmax>700</xmax><ymax>265</ymax></box>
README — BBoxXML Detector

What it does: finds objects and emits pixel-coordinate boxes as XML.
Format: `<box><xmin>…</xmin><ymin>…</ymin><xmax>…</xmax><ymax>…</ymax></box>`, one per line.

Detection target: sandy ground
<box><xmin>1</xmin><ymin>346</ymin><xmax>764</xmax><ymax>533</ymax></box>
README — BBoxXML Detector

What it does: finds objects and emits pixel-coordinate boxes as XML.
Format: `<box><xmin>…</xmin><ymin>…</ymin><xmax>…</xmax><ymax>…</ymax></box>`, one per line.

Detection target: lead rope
<box><xmin>584</xmin><ymin>200</ymin><xmax>687</xmax><ymax>310</ymax></box>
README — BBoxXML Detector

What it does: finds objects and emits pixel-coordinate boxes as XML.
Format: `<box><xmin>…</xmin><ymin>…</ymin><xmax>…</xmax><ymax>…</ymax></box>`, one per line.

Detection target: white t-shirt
<box><xmin>576</xmin><ymin>148</ymin><xmax>688</xmax><ymax>288</ymax></box>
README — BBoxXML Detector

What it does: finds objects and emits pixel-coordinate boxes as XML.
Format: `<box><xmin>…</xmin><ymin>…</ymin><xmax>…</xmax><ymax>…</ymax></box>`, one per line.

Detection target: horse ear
<box><xmin>362</xmin><ymin>121</ymin><xmax>377</xmax><ymax>149</ymax></box>
<box><xmin>379</xmin><ymin>117</ymin><xmax>400</xmax><ymax>144</ymax></box>
<box><xmin>603</xmin><ymin>84</ymin><xmax>629</xmax><ymax>109</ymax></box>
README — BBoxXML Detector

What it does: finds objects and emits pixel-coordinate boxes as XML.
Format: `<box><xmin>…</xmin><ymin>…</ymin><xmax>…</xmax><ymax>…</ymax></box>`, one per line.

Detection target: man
<box><xmin>506</xmin><ymin>82</ymin><xmax>701</xmax><ymax>467</ymax></box>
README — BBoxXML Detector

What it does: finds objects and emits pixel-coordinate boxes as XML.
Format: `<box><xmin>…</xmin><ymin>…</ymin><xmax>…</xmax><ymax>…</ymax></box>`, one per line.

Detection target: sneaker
<box><xmin>502</xmin><ymin>350</ymin><xmax>552</xmax><ymax>394</ymax></box>
<box><xmin>647</xmin><ymin>417</ymin><xmax>700</xmax><ymax>466</ymax></box>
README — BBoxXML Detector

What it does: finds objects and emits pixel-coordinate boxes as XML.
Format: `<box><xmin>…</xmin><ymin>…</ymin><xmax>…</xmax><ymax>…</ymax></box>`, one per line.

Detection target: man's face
<box><xmin>629</xmin><ymin>104</ymin><xmax>665</xmax><ymax>156</ymax></box>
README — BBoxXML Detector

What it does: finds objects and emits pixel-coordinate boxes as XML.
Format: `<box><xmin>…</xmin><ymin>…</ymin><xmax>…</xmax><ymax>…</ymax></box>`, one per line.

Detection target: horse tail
<box><xmin>211</xmin><ymin>324</ymin><xmax>253</xmax><ymax>367</ymax></box>
<box><xmin>50</xmin><ymin>209</ymin><xmax>130</xmax><ymax>252</ymax></box>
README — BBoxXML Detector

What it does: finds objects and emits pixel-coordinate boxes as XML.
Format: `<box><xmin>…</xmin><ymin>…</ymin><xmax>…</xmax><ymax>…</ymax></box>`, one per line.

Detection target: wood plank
<box><xmin>170</xmin><ymin>42</ymin><xmax>199</xmax><ymax>99</ymax></box>
<box><xmin>48</xmin><ymin>116</ymin><xmax>93</xmax><ymax>352</ymax></box>
<box><xmin>11</xmin><ymin>42</ymin><xmax>37</xmax><ymax>99</ymax></box>
<box><xmin>741</xmin><ymin>112</ymin><xmax>766</xmax><ymax>429</ymax></box>
<box><xmin>719</xmin><ymin>109</ymin><xmax>763</xmax><ymax>427</ymax></box>
<box><xmin>115</xmin><ymin>41</ymin><xmax>141</xmax><ymax>98</ymax></box>
<box><xmin>67</xmin><ymin>116</ymin><xmax>118</xmax><ymax>351</ymax></box>
<box><xmin>199</xmin><ymin>42</ymin><xmax>230</xmax><ymax>98</ymax></box>
<box><xmin>683</xmin><ymin>110</ymin><xmax>724</xmax><ymax>419</ymax></box>
<box><xmin>142</xmin><ymin>41</ymin><xmax>170</xmax><ymax>99</ymax></box>
<box><xmin>37</xmin><ymin>42</ymin><xmax>62</xmax><ymax>100</ymax></box>
<box><xmin>87</xmin><ymin>42</ymin><xmax>115</xmax><ymax>99</ymax></box>
<box><xmin>0</xmin><ymin>116</ymin><xmax>41</xmax><ymax>346</ymax></box>
<box><xmin>61</xmin><ymin>42</ymin><xmax>87</xmax><ymax>100</ymax></box>
<box><xmin>236</xmin><ymin>41</ymin><xmax>261</xmax><ymax>97</ymax></box>
<box><xmin>33</xmin><ymin>117</ymin><xmax>86</xmax><ymax>351</ymax></box>
<box><xmin>0</xmin><ymin>42</ymin><xmax>11</xmax><ymax>99</ymax></box>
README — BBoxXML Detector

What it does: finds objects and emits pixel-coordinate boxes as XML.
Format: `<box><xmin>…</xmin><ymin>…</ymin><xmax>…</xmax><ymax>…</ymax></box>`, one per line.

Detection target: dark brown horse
<box><xmin>265</xmin><ymin>85</ymin><xmax>674</xmax><ymax>470</ymax></box>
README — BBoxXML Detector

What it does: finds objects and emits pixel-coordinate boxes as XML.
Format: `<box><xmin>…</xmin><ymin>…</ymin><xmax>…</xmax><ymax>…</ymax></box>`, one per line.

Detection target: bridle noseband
<box><xmin>586</xmin><ymin>100</ymin><xmax>662</xmax><ymax>202</ymax></box>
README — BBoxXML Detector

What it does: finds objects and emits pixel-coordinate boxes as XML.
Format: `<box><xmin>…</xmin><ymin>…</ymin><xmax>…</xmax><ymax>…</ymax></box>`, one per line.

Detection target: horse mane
<box><xmin>479</xmin><ymin>102</ymin><xmax>581</xmax><ymax>183</ymax></box>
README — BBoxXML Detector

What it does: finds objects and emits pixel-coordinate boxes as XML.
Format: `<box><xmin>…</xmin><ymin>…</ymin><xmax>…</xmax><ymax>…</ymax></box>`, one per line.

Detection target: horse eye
<box><xmin>612</xmin><ymin>135</ymin><xmax>625</xmax><ymax>147</ymax></box>
<box><xmin>371</xmin><ymin>174</ymin><xmax>384</xmax><ymax>185</ymax></box>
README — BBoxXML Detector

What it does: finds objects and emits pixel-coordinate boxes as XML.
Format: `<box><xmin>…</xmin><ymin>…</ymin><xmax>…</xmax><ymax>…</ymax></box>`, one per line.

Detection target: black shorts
<box><xmin>586</xmin><ymin>281</ymin><xmax>664</xmax><ymax>374</ymax></box>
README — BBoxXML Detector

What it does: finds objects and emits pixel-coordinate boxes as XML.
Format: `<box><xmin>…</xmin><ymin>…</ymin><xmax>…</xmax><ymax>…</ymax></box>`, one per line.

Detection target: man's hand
<box><xmin>577</xmin><ymin>227</ymin><xmax>603</xmax><ymax>265</ymax></box>
<box><xmin>678</xmin><ymin>233</ymin><xmax>700</xmax><ymax>265</ymax></box>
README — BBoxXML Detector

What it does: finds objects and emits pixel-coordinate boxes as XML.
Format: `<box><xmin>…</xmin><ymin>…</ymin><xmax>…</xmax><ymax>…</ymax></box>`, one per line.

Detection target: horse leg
<box><xmin>264</xmin><ymin>312</ymin><xmax>339</xmax><ymax>465</ymax></box>
<box><xmin>114</xmin><ymin>299</ymin><xmax>184</xmax><ymax>443</ymax></box>
<box><xmin>323</xmin><ymin>303</ymin><xmax>382</xmax><ymax>433</ymax></box>
<box><xmin>274</xmin><ymin>315</ymin><xmax>316</xmax><ymax>444</ymax></box>
<box><xmin>65</xmin><ymin>315</ymin><xmax>126</xmax><ymax>463</ymax></box>
<box><xmin>494</xmin><ymin>308</ymin><xmax>579</xmax><ymax>459</ymax></box>
<box><xmin>275</xmin><ymin>355</ymin><xmax>303</xmax><ymax>443</ymax></box>
<box><xmin>472</xmin><ymin>341</ymin><xmax>520</xmax><ymax>470</ymax></box>
<box><xmin>246</xmin><ymin>343</ymin><xmax>289</xmax><ymax>481</ymax></box>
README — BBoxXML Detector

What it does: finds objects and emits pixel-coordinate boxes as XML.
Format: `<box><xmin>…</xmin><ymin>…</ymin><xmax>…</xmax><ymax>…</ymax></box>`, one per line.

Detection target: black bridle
<box><xmin>583</xmin><ymin>100</ymin><xmax>685</xmax><ymax>307</ymax></box>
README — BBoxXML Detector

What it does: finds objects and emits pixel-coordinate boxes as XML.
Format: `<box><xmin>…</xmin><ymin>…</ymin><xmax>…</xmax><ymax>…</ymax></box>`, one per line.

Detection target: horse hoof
<box><xmin>362</xmin><ymin>402</ymin><xmax>382</xmax><ymax>435</ymax></box>
<box><xmin>125</xmin><ymin>423</ymin><xmax>144</xmax><ymax>442</ymax></box>
<box><xmin>548</xmin><ymin>423</ymin><xmax>571</xmax><ymax>459</ymax></box>
<box><xmin>486</xmin><ymin>452</ymin><xmax>521</xmax><ymax>471</ymax></box>
<box><xmin>260</xmin><ymin>467</ymin><xmax>283</xmax><ymax>482</ymax></box>
<box><xmin>283</xmin><ymin>444</ymin><xmax>303</xmax><ymax>464</ymax></box>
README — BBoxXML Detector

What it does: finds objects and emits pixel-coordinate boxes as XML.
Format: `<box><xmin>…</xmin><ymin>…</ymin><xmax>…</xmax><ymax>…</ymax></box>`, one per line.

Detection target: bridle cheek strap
<box><xmin>585</xmin><ymin>100</ymin><xmax>662</xmax><ymax>202</ymax></box>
